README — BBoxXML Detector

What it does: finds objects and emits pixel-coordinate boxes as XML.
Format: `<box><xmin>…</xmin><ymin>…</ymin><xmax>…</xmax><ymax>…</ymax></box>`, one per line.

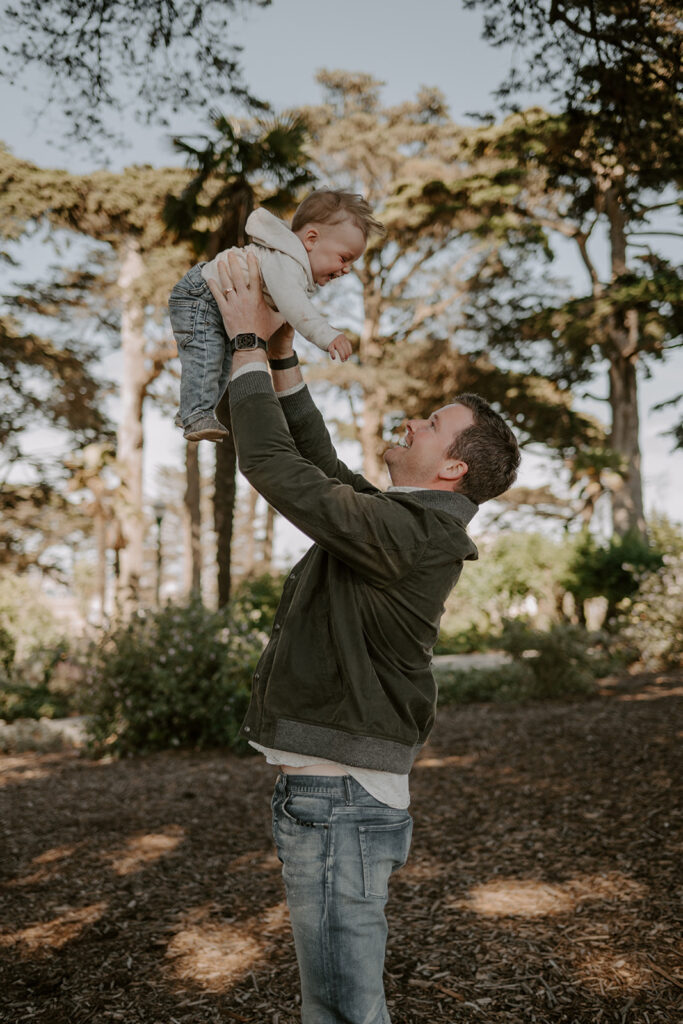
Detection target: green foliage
<box><xmin>440</xmin><ymin>531</ymin><xmax>572</xmax><ymax>637</ymax></box>
<box><xmin>0</xmin><ymin>571</ymin><xmax>63</xmax><ymax>660</ymax></box>
<box><xmin>230</xmin><ymin>572</ymin><xmax>285</xmax><ymax>634</ymax></box>
<box><xmin>620</xmin><ymin>555</ymin><xmax>683</xmax><ymax>670</ymax></box>
<box><xmin>0</xmin><ymin>571</ymin><xmax>80</xmax><ymax>721</ymax></box>
<box><xmin>83</xmin><ymin>598</ymin><xmax>264</xmax><ymax>757</ymax></box>
<box><xmin>435</xmin><ymin>621</ymin><xmax>610</xmax><ymax>704</ymax></box>
<box><xmin>563</xmin><ymin>530</ymin><xmax>663</xmax><ymax>620</ymax></box>
<box><xmin>434</xmin><ymin>623</ymin><xmax>493</xmax><ymax>655</ymax></box>
<box><xmin>436</xmin><ymin>661</ymin><xmax>535</xmax><ymax>704</ymax></box>
<box><xmin>618</xmin><ymin>517</ymin><xmax>683</xmax><ymax>669</ymax></box>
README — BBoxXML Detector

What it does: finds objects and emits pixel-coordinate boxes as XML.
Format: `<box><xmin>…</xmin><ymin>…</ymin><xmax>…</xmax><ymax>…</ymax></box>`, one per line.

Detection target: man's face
<box><xmin>384</xmin><ymin>403</ymin><xmax>475</xmax><ymax>489</ymax></box>
<box><xmin>304</xmin><ymin>219</ymin><xmax>366</xmax><ymax>285</ymax></box>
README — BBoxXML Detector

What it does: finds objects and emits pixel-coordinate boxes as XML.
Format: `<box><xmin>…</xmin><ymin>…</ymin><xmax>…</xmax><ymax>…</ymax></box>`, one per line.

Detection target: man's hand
<box><xmin>207</xmin><ymin>252</ymin><xmax>283</xmax><ymax>341</ymax></box>
<box><xmin>327</xmin><ymin>333</ymin><xmax>353</xmax><ymax>362</ymax></box>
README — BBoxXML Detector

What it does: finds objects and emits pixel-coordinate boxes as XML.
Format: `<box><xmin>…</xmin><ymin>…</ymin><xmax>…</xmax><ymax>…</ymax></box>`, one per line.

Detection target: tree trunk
<box><xmin>608</xmin><ymin>351</ymin><xmax>645</xmax><ymax>537</ymax></box>
<box><xmin>242</xmin><ymin>486</ymin><xmax>259</xmax><ymax>578</ymax></box>
<box><xmin>214</xmin><ymin>391</ymin><xmax>237</xmax><ymax>607</ymax></box>
<box><xmin>114</xmin><ymin>239</ymin><xmax>147</xmax><ymax>618</ymax></box>
<box><xmin>93</xmin><ymin>506</ymin><xmax>107</xmax><ymax>625</ymax></box>
<box><xmin>262</xmin><ymin>502</ymin><xmax>275</xmax><ymax>572</ymax></box>
<box><xmin>605</xmin><ymin>187</ymin><xmax>646</xmax><ymax>537</ymax></box>
<box><xmin>358</xmin><ymin>294</ymin><xmax>388</xmax><ymax>485</ymax></box>
<box><xmin>182</xmin><ymin>441</ymin><xmax>202</xmax><ymax>597</ymax></box>
<box><xmin>360</xmin><ymin>384</ymin><xmax>388</xmax><ymax>485</ymax></box>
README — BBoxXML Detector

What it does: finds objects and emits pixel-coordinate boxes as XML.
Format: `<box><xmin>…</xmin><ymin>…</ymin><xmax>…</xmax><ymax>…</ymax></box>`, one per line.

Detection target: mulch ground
<box><xmin>1</xmin><ymin>670</ymin><xmax>681</xmax><ymax>1024</ymax></box>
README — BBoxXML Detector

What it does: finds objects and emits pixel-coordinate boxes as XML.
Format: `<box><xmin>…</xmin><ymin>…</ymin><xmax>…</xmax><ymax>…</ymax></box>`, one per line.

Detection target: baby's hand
<box><xmin>328</xmin><ymin>334</ymin><xmax>353</xmax><ymax>362</ymax></box>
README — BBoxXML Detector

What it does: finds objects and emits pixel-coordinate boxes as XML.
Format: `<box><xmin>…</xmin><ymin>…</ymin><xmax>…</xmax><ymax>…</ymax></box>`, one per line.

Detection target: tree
<box><xmin>418</xmin><ymin>108</ymin><xmax>683</xmax><ymax>536</ymax></box>
<box><xmin>1</xmin><ymin>146</ymin><xmax>193</xmax><ymax>614</ymax></box>
<box><xmin>458</xmin><ymin>0</ymin><xmax>683</xmax><ymax>535</ymax></box>
<box><xmin>163</xmin><ymin>112</ymin><xmax>313</xmax><ymax>604</ymax></box>
<box><xmin>300</xmin><ymin>72</ymin><xmax>601</xmax><ymax>486</ymax></box>
<box><xmin>0</xmin><ymin>0</ymin><xmax>271</xmax><ymax>147</ymax></box>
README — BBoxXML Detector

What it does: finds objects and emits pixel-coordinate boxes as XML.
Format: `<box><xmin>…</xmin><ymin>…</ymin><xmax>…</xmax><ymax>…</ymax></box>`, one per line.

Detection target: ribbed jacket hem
<box><xmin>243</xmin><ymin>718</ymin><xmax>422</xmax><ymax>774</ymax></box>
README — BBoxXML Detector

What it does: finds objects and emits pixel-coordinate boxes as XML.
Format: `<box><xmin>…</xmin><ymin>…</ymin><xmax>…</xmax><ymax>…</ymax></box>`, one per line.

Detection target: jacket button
<box><xmin>244</xmin><ymin>726</ymin><xmax>251</xmax><ymax>733</ymax></box>
<box><xmin>254</xmin><ymin>672</ymin><xmax>260</xmax><ymax>680</ymax></box>
<box><xmin>274</xmin><ymin>624</ymin><xmax>281</xmax><ymax>631</ymax></box>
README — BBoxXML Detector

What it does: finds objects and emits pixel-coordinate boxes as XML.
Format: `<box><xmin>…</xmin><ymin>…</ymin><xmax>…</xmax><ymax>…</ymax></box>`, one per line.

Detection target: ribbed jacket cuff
<box><xmin>277</xmin><ymin>385</ymin><xmax>317</xmax><ymax>423</ymax></box>
<box><xmin>229</xmin><ymin>370</ymin><xmax>274</xmax><ymax>403</ymax></box>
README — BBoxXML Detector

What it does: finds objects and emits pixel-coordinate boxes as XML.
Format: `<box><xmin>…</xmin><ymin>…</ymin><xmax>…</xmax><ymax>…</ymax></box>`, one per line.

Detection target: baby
<box><xmin>169</xmin><ymin>188</ymin><xmax>384</xmax><ymax>441</ymax></box>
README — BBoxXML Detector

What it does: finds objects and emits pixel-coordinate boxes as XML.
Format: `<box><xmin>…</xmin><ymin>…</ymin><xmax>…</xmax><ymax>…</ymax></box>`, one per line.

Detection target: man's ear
<box><xmin>301</xmin><ymin>227</ymin><xmax>319</xmax><ymax>253</ymax></box>
<box><xmin>439</xmin><ymin>458</ymin><xmax>468</xmax><ymax>486</ymax></box>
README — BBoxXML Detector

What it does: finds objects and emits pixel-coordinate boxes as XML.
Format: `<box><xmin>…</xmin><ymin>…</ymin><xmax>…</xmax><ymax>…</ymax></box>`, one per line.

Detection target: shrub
<box><xmin>563</xmin><ymin>530</ymin><xmax>663</xmax><ymax>623</ymax></box>
<box><xmin>0</xmin><ymin>640</ymin><xmax>79</xmax><ymax>723</ymax></box>
<box><xmin>620</xmin><ymin>554</ymin><xmax>683</xmax><ymax>669</ymax></box>
<box><xmin>436</xmin><ymin>661</ymin><xmax>535</xmax><ymax>704</ymax></box>
<box><xmin>83</xmin><ymin>598</ymin><xmax>265</xmax><ymax>757</ymax></box>
<box><xmin>434</xmin><ymin>623</ymin><xmax>493</xmax><ymax>655</ymax></box>
<box><xmin>434</xmin><ymin>622</ymin><xmax>612</xmax><ymax>704</ymax></box>
<box><xmin>230</xmin><ymin>572</ymin><xmax>286</xmax><ymax>634</ymax></box>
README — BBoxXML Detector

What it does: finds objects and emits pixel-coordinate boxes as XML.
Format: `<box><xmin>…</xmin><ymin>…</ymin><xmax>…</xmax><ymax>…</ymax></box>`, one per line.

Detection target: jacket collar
<box><xmin>387</xmin><ymin>486</ymin><xmax>478</xmax><ymax>525</ymax></box>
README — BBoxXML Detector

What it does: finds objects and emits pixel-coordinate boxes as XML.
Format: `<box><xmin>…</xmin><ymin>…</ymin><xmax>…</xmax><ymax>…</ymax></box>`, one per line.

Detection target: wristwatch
<box><xmin>232</xmin><ymin>332</ymin><xmax>268</xmax><ymax>353</ymax></box>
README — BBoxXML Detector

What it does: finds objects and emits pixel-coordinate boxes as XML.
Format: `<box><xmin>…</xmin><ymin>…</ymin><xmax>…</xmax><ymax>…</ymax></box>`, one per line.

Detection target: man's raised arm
<box><xmin>208</xmin><ymin>253</ymin><xmax>377</xmax><ymax>493</ymax></box>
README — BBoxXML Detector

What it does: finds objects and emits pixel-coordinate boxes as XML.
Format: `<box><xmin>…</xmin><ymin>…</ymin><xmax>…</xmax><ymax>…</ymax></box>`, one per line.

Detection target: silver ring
<box><xmin>223</xmin><ymin>287</ymin><xmax>234</xmax><ymax>296</ymax></box>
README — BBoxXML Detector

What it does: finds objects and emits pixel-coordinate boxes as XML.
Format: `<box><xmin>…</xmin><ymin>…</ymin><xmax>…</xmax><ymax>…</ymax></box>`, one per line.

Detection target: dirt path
<box><xmin>1</xmin><ymin>671</ymin><xmax>681</xmax><ymax>1024</ymax></box>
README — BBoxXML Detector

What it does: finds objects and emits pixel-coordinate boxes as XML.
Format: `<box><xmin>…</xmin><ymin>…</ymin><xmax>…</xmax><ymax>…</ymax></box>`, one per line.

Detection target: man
<box><xmin>208</xmin><ymin>254</ymin><xmax>521</xmax><ymax>1024</ymax></box>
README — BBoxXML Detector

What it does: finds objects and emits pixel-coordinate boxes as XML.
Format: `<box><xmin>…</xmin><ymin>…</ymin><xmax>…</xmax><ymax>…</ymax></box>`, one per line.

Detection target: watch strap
<box><xmin>268</xmin><ymin>353</ymin><xmax>299</xmax><ymax>370</ymax></box>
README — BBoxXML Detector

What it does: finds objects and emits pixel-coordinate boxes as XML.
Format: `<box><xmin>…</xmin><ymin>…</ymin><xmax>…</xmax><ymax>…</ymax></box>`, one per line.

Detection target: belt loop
<box><xmin>343</xmin><ymin>776</ymin><xmax>352</xmax><ymax>805</ymax></box>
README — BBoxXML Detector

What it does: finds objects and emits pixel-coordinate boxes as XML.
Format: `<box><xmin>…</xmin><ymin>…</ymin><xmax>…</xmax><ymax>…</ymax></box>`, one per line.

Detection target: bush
<box><xmin>230</xmin><ymin>572</ymin><xmax>286</xmax><ymax>634</ymax></box>
<box><xmin>620</xmin><ymin>554</ymin><xmax>683</xmax><ymax>669</ymax></box>
<box><xmin>434</xmin><ymin>623</ymin><xmax>493</xmax><ymax>655</ymax></box>
<box><xmin>83</xmin><ymin>598</ymin><xmax>265</xmax><ymax>757</ymax></box>
<box><xmin>0</xmin><ymin>639</ymin><xmax>79</xmax><ymax>723</ymax></box>
<box><xmin>434</xmin><ymin>622</ymin><xmax>612</xmax><ymax>704</ymax></box>
<box><xmin>564</xmin><ymin>530</ymin><xmax>663</xmax><ymax>623</ymax></box>
<box><xmin>436</xmin><ymin>661</ymin><xmax>535</xmax><ymax>704</ymax></box>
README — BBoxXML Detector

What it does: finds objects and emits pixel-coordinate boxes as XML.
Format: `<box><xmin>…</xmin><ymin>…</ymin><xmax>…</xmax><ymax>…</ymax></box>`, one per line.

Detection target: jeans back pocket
<box><xmin>359</xmin><ymin>817</ymin><xmax>413</xmax><ymax>899</ymax></box>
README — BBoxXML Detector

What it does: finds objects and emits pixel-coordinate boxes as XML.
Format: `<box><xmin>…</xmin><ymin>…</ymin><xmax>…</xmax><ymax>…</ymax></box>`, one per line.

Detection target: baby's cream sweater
<box><xmin>201</xmin><ymin>208</ymin><xmax>340</xmax><ymax>351</ymax></box>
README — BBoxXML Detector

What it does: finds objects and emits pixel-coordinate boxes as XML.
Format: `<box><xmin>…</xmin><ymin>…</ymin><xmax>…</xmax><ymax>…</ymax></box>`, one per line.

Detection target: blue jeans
<box><xmin>272</xmin><ymin>774</ymin><xmax>413</xmax><ymax>1024</ymax></box>
<box><xmin>168</xmin><ymin>264</ymin><xmax>232</xmax><ymax>427</ymax></box>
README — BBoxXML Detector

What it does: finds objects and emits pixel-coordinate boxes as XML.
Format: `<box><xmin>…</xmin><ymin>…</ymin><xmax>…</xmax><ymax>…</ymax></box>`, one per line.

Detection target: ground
<box><xmin>1</xmin><ymin>671</ymin><xmax>681</xmax><ymax>1024</ymax></box>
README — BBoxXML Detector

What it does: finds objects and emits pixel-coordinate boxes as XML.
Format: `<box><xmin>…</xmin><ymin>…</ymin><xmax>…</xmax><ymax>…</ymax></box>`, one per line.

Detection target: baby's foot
<box><xmin>183</xmin><ymin>416</ymin><xmax>230</xmax><ymax>442</ymax></box>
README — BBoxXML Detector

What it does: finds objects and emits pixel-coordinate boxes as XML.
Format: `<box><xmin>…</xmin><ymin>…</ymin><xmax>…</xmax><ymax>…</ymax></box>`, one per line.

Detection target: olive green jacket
<box><xmin>229</xmin><ymin>370</ymin><xmax>478</xmax><ymax>773</ymax></box>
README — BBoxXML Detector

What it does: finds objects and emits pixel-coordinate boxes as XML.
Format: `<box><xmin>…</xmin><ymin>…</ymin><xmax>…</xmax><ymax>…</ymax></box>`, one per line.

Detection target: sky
<box><xmin>1</xmin><ymin>0</ymin><xmax>681</xmax><ymax>569</ymax></box>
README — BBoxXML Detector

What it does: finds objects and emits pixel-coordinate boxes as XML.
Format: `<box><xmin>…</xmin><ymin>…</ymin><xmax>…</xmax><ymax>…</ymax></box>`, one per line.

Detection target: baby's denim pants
<box><xmin>168</xmin><ymin>264</ymin><xmax>232</xmax><ymax>429</ymax></box>
<box><xmin>272</xmin><ymin>773</ymin><xmax>413</xmax><ymax>1024</ymax></box>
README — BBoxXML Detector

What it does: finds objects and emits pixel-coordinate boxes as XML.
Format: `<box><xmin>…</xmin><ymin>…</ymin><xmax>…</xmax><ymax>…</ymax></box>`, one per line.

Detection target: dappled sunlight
<box><xmin>575</xmin><ymin>951</ymin><xmax>655</xmax><ymax>993</ymax></box>
<box><xmin>453</xmin><ymin>872</ymin><xmax>647</xmax><ymax>919</ymax></box>
<box><xmin>616</xmin><ymin>684</ymin><xmax>683</xmax><ymax>702</ymax></box>
<box><xmin>0</xmin><ymin>902</ymin><xmax>107</xmax><ymax>954</ymax></box>
<box><xmin>165</xmin><ymin>901</ymin><xmax>290</xmax><ymax>992</ymax></box>
<box><xmin>0</xmin><ymin>754</ymin><xmax>58</xmax><ymax>787</ymax></box>
<box><xmin>105</xmin><ymin>825</ymin><xmax>185</xmax><ymax>875</ymax></box>
<box><xmin>5</xmin><ymin>843</ymin><xmax>79</xmax><ymax>888</ymax></box>
<box><xmin>415</xmin><ymin>753</ymin><xmax>480</xmax><ymax>769</ymax></box>
<box><xmin>226</xmin><ymin>849</ymin><xmax>281</xmax><ymax>873</ymax></box>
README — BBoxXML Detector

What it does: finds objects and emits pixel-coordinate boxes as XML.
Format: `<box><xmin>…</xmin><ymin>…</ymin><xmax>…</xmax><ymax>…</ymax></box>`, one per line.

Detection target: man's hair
<box><xmin>291</xmin><ymin>188</ymin><xmax>386</xmax><ymax>241</ymax></box>
<box><xmin>446</xmin><ymin>393</ymin><xmax>521</xmax><ymax>504</ymax></box>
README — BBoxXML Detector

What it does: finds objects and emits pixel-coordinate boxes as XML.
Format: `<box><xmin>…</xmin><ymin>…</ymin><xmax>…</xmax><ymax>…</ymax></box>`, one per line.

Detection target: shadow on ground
<box><xmin>1</xmin><ymin>671</ymin><xmax>681</xmax><ymax>1023</ymax></box>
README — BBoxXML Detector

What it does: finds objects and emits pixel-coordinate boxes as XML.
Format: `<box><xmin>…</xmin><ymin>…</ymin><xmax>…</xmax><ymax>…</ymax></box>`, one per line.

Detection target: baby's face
<box><xmin>301</xmin><ymin>218</ymin><xmax>366</xmax><ymax>286</ymax></box>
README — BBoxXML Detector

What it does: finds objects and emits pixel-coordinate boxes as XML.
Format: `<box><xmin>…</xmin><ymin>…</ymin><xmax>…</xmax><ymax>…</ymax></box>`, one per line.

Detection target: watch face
<box><xmin>235</xmin><ymin>333</ymin><xmax>258</xmax><ymax>350</ymax></box>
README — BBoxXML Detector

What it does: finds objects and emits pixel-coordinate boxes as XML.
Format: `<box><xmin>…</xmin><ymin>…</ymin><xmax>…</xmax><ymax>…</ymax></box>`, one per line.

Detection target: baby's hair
<box><xmin>292</xmin><ymin>189</ymin><xmax>386</xmax><ymax>241</ymax></box>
